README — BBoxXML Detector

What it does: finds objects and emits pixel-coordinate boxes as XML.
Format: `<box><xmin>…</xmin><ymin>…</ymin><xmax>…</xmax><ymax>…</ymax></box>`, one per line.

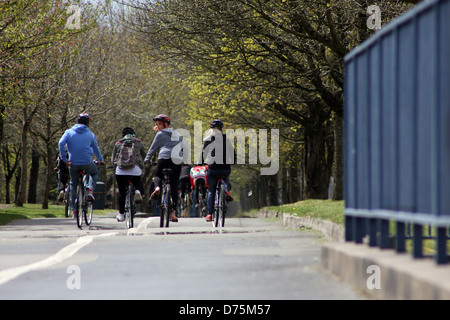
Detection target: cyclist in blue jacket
<box><xmin>58</xmin><ymin>113</ymin><xmax>105</xmax><ymax>217</ymax></box>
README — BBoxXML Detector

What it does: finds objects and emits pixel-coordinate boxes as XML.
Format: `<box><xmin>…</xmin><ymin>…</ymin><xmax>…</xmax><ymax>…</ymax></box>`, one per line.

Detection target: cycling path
<box><xmin>0</xmin><ymin>214</ymin><xmax>367</xmax><ymax>300</ymax></box>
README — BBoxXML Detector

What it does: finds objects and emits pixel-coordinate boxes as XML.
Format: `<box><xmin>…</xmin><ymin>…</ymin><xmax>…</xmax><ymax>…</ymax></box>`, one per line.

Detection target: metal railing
<box><xmin>344</xmin><ymin>0</ymin><xmax>450</xmax><ymax>264</ymax></box>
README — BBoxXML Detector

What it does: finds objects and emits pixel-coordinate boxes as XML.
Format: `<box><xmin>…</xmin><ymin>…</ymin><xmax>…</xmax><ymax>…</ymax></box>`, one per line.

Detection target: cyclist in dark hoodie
<box><xmin>58</xmin><ymin>113</ymin><xmax>105</xmax><ymax>217</ymax></box>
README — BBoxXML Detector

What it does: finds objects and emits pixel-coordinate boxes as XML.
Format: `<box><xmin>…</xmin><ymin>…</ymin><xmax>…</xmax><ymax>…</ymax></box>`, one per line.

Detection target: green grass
<box><xmin>266</xmin><ymin>199</ymin><xmax>344</xmax><ymax>225</ymax></box>
<box><xmin>0</xmin><ymin>203</ymin><xmax>114</xmax><ymax>226</ymax></box>
<box><xmin>256</xmin><ymin>200</ymin><xmax>441</xmax><ymax>256</ymax></box>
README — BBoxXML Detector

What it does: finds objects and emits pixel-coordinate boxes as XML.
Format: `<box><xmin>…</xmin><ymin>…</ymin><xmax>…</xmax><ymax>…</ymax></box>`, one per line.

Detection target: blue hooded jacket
<box><xmin>58</xmin><ymin>124</ymin><xmax>104</xmax><ymax>165</ymax></box>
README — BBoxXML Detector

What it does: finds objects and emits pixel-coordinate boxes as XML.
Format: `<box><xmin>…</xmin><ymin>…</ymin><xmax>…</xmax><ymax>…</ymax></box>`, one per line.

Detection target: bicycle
<box><xmin>177</xmin><ymin>183</ymin><xmax>190</xmax><ymax>218</ymax></box>
<box><xmin>194</xmin><ymin>182</ymin><xmax>207</xmax><ymax>218</ymax></box>
<box><xmin>72</xmin><ymin>161</ymin><xmax>102</xmax><ymax>229</ymax></box>
<box><xmin>190</xmin><ymin>165</ymin><xmax>208</xmax><ymax>217</ymax></box>
<box><xmin>212</xmin><ymin>176</ymin><xmax>228</xmax><ymax>228</ymax></box>
<box><xmin>124</xmin><ymin>179</ymin><xmax>136</xmax><ymax>229</ymax></box>
<box><xmin>74</xmin><ymin>168</ymin><xmax>94</xmax><ymax>229</ymax></box>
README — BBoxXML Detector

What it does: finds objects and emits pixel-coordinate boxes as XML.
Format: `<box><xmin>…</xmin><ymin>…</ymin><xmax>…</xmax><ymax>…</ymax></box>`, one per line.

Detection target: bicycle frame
<box><xmin>124</xmin><ymin>179</ymin><xmax>136</xmax><ymax>229</ymax></box>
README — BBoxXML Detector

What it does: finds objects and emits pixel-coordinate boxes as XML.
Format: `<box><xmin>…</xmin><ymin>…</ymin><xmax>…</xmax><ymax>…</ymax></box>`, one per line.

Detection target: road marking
<box><xmin>137</xmin><ymin>217</ymin><xmax>157</xmax><ymax>230</ymax></box>
<box><xmin>127</xmin><ymin>217</ymin><xmax>157</xmax><ymax>235</ymax></box>
<box><xmin>0</xmin><ymin>232</ymin><xmax>117</xmax><ymax>286</ymax></box>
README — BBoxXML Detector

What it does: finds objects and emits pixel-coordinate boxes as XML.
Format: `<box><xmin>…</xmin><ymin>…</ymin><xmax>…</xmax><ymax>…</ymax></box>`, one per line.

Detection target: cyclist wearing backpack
<box><xmin>112</xmin><ymin>127</ymin><xmax>147</xmax><ymax>222</ymax></box>
<box><xmin>144</xmin><ymin>114</ymin><xmax>188</xmax><ymax>223</ymax></box>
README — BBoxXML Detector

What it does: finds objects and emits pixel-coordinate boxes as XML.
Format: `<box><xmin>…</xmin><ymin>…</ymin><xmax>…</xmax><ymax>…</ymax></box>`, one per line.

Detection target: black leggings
<box><xmin>154</xmin><ymin>158</ymin><xmax>181</xmax><ymax>211</ymax></box>
<box><xmin>116</xmin><ymin>175</ymin><xmax>143</xmax><ymax>214</ymax></box>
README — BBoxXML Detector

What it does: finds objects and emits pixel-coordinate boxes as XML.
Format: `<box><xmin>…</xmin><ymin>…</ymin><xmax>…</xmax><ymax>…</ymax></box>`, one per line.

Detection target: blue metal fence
<box><xmin>344</xmin><ymin>0</ymin><xmax>450</xmax><ymax>264</ymax></box>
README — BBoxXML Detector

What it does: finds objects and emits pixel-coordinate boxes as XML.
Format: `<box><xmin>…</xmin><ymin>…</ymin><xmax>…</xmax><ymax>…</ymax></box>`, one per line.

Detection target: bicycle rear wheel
<box><xmin>213</xmin><ymin>186</ymin><xmax>220</xmax><ymax>228</ymax></box>
<box><xmin>165</xmin><ymin>185</ymin><xmax>171</xmax><ymax>227</ymax></box>
<box><xmin>216</xmin><ymin>183</ymin><xmax>226</xmax><ymax>228</ymax></box>
<box><xmin>75</xmin><ymin>185</ymin><xmax>84</xmax><ymax>229</ymax></box>
<box><xmin>160</xmin><ymin>184</ymin><xmax>171</xmax><ymax>228</ymax></box>
<box><xmin>125</xmin><ymin>184</ymin><xmax>135</xmax><ymax>229</ymax></box>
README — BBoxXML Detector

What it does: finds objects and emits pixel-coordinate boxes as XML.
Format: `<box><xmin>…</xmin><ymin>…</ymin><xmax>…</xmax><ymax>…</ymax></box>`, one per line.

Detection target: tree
<box><xmin>117</xmin><ymin>0</ymin><xmax>413</xmax><ymax>201</ymax></box>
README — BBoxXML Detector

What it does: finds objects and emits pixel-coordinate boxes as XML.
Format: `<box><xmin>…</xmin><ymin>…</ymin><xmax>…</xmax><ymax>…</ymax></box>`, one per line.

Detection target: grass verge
<box><xmin>266</xmin><ymin>199</ymin><xmax>344</xmax><ymax>225</ymax></box>
<box><xmin>0</xmin><ymin>203</ymin><xmax>113</xmax><ymax>226</ymax></box>
<box><xmin>248</xmin><ymin>199</ymin><xmax>442</xmax><ymax>256</ymax></box>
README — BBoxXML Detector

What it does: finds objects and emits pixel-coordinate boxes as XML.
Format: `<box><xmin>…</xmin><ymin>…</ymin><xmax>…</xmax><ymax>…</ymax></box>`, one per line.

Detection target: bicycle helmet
<box><xmin>77</xmin><ymin>112</ymin><xmax>91</xmax><ymax>125</ymax></box>
<box><xmin>209</xmin><ymin>119</ymin><xmax>223</xmax><ymax>130</ymax></box>
<box><xmin>153</xmin><ymin>114</ymin><xmax>170</xmax><ymax>125</ymax></box>
<box><xmin>122</xmin><ymin>126</ymin><xmax>136</xmax><ymax>137</ymax></box>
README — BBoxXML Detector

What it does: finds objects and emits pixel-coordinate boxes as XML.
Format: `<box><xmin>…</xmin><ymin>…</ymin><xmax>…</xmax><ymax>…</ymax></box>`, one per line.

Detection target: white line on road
<box><xmin>127</xmin><ymin>217</ymin><xmax>158</xmax><ymax>235</ymax></box>
<box><xmin>0</xmin><ymin>232</ymin><xmax>117</xmax><ymax>286</ymax></box>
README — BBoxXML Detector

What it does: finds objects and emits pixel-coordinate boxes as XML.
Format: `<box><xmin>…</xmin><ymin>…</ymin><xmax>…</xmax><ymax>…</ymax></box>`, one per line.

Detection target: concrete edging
<box><xmin>255</xmin><ymin>209</ymin><xmax>450</xmax><ymax>300</ymax></box>
<box><xmin>255</xmin><ymin>209</ymin><xmax>344</xmax><ymax>243</ymax></box>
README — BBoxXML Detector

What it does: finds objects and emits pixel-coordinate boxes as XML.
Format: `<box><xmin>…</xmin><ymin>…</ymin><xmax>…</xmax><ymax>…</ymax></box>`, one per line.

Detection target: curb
<box><xmin>256</xmin><ymin>209</ymin><xmax>450</xmax><ymax>300</ymax></box>
<box><xmin>255</xmin><ymin>209</ymin><xmax>344</xmax><ymax>242</ymax></box>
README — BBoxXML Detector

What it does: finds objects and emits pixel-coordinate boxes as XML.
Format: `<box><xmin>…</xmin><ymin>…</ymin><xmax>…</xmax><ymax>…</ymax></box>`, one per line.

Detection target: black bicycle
<box><xmin>74</xmin><ymin>168</ymin><xmax>94</xmax><ymax>229</ymax></box>
<box><xmin>124</xmin><ymin>179</ymin><xmax>136</xmax><ymax>229</ymax></box>
<box><xmin>212</xmin><ymin>176</ymin><xmax>227</xmax><ymax>228</ymax></box>
<box><xmin>193</xmin><ymin>180</ymin><xmax>207</xmax><ymax>218</ymax></box>
<box><xmin>160</xmin><ymin>168</ymin><xmax>174</xmax><ymax>228</ymax></box>
<box><xmin>177</xmin><ymin>183</ymin><xmax>191</xmax><ymax>218</ymax></box>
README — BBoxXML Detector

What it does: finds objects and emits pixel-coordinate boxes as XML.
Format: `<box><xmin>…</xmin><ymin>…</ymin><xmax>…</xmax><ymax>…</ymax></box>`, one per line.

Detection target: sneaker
<box><xmin>87</xmin><ymin>188</ymin><xmax>95</xmax><ymax>202</ymax></box>
<box><xmin>116</xmin><ymin>213</ymin><xmax>125</xmax><ymax>222</ymax></box>
<box><xmin>205</xmin><ymin>214</ymin><xmax>213</xmax><ymax>222</ymax></box>
<box><xmin>135</xmin><ymin>190</ymin><xmax>142</xmax><ymax>203</ymax></box>
<box><xmin>225</xmin><ymin>191</ymin><xmax>233</xmax><ymax>202</ymax></box>
<box><xmin>58</xmin><ymin>190</ymin><xmax>64</xmax><ymax>202</ymax></box>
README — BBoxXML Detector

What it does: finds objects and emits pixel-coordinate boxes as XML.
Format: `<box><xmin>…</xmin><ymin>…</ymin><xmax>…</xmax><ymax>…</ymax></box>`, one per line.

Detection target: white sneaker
<box><xmin>135</xmin><ymin>190</ymin><xmax>142</xmax><ymax>203</ymax></box>
<box><xmin>116</xmin><ymin>214</ymin><xmax>125</xmax><ymax>222</ymax></box>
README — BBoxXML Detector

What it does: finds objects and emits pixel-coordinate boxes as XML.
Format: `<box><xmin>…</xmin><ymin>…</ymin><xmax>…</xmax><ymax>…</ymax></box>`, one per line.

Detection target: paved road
<box><xmin>0</xmin><ymin>213</ymin><xmax>366</xmax><ymax>300</ymax></box>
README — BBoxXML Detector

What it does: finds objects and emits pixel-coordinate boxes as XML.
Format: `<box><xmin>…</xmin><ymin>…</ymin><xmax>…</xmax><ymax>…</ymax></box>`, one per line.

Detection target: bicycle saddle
<box><xmin>162</xmin><ymin>168</ymin><xmax>173</xmax><ymax>175</ymax></box>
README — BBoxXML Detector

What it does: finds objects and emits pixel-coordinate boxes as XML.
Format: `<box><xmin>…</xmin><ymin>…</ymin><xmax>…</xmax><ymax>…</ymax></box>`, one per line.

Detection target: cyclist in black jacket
<box><xmin>200</xmin><ymin>119</ymin><xmax>235</xmax><ymax>222</ymax></box>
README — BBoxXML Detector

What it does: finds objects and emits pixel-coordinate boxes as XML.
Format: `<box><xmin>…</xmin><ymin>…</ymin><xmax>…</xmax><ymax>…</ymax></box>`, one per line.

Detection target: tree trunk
<box><xmin>267</xmin><ymin>172</ymin><xmax>278</xmax><ymax>206</ymax></box>
<box><xmin>42</xmin><ymin>141</ymin><xmax>53</xmax><ymax>209</ymax></box>
<box><xmin>289</xmin><ymin>162</ymin><xmax>299</xmax><ymax>203</ymax></box>
<box><xmin>16</xmin><ymin>110</ymin><xmax>29</xmax><ymax>207</ymax></box>
<box><xmin>303</xmin><ymin>125</ymin><xmax>330</xmax><ymax>199</ymax></box>
<box><xmin>333</xmin><ymin>111</ymin><xmax>344</xmax><ymax>200</ymax></box>
<box><xmin>27</xmin><ymin>147</ymin><xmax>40</xmax><ymax>204</ymax></box>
